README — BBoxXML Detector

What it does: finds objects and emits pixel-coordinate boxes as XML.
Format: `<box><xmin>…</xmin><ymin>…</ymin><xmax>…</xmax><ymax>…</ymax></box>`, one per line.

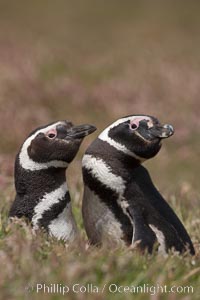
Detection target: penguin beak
<box><xmin>150</xmin><ymin>124</ymin><xmax>174</xmax><ymax>139</ymax></box>
<box><xmin>67</xmin><ymin>124</ymin><xmax>97</xmax><ymax>139</ymax></box>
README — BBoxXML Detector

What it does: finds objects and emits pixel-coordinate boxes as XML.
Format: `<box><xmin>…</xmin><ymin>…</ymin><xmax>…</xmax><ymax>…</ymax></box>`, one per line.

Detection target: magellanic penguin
<box><xmin>9</xmin><ymin>120</ymin><xmax>96</xmax><ymax>242</ymax></box>
<box><xmin>82</xmin><ymin>115</ymin><xmax>195</xmax><ymax>254</ymax></box>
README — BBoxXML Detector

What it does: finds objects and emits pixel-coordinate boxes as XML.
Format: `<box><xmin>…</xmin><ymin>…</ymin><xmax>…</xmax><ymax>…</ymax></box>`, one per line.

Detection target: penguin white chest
<box><xmin>48</xmin><ymin>203</ymin><xmax>77</xmax><ymax>242</ymax></box>
<box><xmin>32</xmin><ymin>183</ymin><xmax>77</xmax><ymax>242</ymax></box>
<box><xmin>82</xmin><ymin>155</ymin><xmax>128</xmax><ymax>246</ymax></box>
<box><xmin>83</xmin><ymin>187</ymin><xmax>126</xmax><ymax>246</ymax></box>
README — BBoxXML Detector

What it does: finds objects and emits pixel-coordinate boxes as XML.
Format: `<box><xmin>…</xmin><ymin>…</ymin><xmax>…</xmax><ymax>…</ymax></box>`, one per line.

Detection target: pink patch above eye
<box><xmin>130</xmin><ymin>116</ymin><xmax>150</xmax><ymax>129</ymax></box>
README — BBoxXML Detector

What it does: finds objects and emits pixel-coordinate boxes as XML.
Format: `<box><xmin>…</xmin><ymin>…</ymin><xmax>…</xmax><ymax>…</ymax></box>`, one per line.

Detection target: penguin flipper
<box><xmin>126</xmin><ymin>206</ymin><xmax>157</xmax><ymax>253</ymax></box>
<box><xmin>132</xmin><ymin>166</ymin><xmax>195</xmax><ymax>255</ymax></box>
<box><xmin>125</xmin><ymin>198</ymin><xmax>187</xmax><ymax>254</ymax></box>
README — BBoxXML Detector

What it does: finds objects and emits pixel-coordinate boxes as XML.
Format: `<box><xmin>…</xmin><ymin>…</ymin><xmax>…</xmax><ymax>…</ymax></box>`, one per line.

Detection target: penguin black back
<box><xmin>82</xmin><ymin>115</ymin><xmax>195</xmax><ymax>254</ymax></box>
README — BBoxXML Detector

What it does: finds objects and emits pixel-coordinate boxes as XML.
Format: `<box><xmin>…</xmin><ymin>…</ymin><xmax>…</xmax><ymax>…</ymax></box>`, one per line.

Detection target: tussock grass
<box><xmin>0</xmin><ymin>181</ymin><xmax>199</xmax><ymax>300</ymax></box>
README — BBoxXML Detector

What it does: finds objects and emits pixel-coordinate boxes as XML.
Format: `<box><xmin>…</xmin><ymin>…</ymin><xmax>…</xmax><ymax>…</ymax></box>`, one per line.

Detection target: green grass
<box><xmin>0</xmin><ymin>180</ymin><xmax>200</xmax><ymax>300</ymax></box>
<box><xmin>0</xmin><ymin>1</ymin><xmax>200</xmax><ymax>299</ymax></box>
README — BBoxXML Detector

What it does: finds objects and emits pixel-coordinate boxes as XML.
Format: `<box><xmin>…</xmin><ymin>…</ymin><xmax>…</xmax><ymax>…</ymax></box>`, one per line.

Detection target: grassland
<box><xmin>0</xmin><ymin>1</ymin><xmax>199</xmax><ymax>299</ymax></box>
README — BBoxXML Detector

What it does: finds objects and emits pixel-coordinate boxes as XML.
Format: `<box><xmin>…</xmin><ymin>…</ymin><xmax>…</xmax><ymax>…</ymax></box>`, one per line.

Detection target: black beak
<box><xmin>151</xmin><ymin>124</ymin><xmax>174</xmax><ymax>139</ymax></box>
<box><xmin>67</xmin><ymin>124</ymin><xmax>96</xmax><ymax>139</ymax></box>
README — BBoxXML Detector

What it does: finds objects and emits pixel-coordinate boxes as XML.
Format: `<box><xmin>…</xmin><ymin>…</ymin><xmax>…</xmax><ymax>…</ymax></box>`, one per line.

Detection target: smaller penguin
<box><xmin>82</xmin><ymin>115</ymin><xmax>195</xmax><ymax>254</ymax></box>
<box><xmin>9</xmin><ymin>120</ymin><xmax>96</xmax><ymax>242</ymax></box>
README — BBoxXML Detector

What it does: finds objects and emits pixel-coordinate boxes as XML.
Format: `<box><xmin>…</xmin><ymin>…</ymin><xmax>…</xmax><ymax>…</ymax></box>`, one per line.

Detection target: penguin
<box><xmin>9</xmin><ymin>120</ymin><xmax>96</xmax><ymax>242</ymax></box>
<box><xmin>82</xmin><ymin>115</ymin><xmax>195</xmax><ymax>254</ymax></box>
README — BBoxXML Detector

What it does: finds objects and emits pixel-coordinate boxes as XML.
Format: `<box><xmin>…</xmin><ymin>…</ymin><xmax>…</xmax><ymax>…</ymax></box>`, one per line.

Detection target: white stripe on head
<box><xmin>19</xmin><ymin>122</ymin><xmax>69</xmax><ymax>171</ymax></box>
<box><xmin>98</xmin><ymin>116</ymin><xmax>151</xmax><ymax>161</ymax></box>
<box><xmin>82</xmin><ymin>154</ymin><xmax>126</xmax><ymax>195</ymax></box>
<box><xmin>32</xmin><ymin>182</ymin><xmax>68</xmax><ymax>228</ymax></box>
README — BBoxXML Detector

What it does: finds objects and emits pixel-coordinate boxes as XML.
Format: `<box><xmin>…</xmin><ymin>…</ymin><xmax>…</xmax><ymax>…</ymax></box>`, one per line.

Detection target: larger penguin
<box><xmin>9</xmin><ymin>120</ymin><xmax>96</xmax><ymax>242</ymax></box>
<box><xmin>82</xmin><ymin>115</ymin><xmax>195</xmax><ymax>254</ymax></box>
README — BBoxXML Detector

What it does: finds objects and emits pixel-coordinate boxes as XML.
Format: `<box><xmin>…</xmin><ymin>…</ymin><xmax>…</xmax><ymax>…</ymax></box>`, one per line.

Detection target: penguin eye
<box><xmin>46</xmin><ymin>129</ymin><xmax>57</xmax><ymax>139</ymax></box>
<box><xmin>130</xmin><ymin>123</ymin><xmax>138</xmax><ymax>130</ymax></box>
<box><xmin>48</xmin><ymin>133</ymin><xmax>56</xmax><ymax>139</ymax></box>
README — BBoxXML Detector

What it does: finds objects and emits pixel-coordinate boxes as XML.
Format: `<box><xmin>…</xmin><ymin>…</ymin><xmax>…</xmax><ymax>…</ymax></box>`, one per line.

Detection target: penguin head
<box><xmin>19</xmin><ymin>121</ymin><xmax>96</xmax><ymax>171</ymax></box>
<box><xmin>99</xmin><ymin>115</ymin><xmax>174</xmax><ymax>161</ymax></box>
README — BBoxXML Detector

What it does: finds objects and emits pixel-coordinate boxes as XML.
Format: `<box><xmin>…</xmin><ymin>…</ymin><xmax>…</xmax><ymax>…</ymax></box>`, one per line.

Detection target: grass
<box><xmin>0</xmin><ymin>1</ymin><xmax>200</xmax><ymax>299</ymax></box>
<box><xmin>0</xmin><ymin>185</ymin><xmax>200</xmax><ymax>300</ymax></box>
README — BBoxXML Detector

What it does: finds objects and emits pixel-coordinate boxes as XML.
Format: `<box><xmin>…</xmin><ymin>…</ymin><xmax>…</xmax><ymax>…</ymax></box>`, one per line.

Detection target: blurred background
<box><xmin>0</xmin><ymin>0</ymin><xmax>199</xmax><ymax>201</ymax></box>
